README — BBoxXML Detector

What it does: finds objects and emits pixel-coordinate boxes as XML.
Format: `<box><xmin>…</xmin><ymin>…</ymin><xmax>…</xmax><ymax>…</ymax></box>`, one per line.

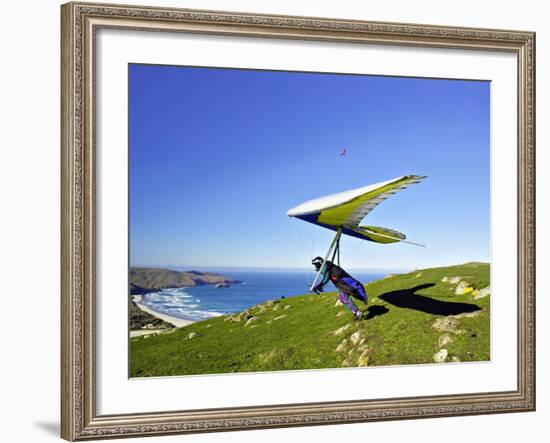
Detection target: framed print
<box><xmin>60</xmin><ymin>1</ymin><xmax>536</xmax><ymax>440</ymax></box>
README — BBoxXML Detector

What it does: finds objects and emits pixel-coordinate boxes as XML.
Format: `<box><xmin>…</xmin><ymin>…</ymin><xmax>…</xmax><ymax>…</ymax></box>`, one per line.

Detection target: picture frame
<box><xmin>60</xmin><ymin>1</ymin><xmax>536</xmax><ymax>440</ymax></box>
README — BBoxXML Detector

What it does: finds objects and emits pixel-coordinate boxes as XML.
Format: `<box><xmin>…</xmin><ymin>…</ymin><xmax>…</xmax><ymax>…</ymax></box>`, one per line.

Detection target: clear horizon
<box><xmin>129</xmin><ymin>260</ymin><xmax>488</xmax><ymax>274</ymax></box>
<box><xmin>130</xmin><ymin>64</ymin><xmax>490</xmax><ymax>270</ymax></box>
<box><xmin>130</xmin><ymin>265</ymin><xmax>408</xmax><ymax>273</ymax></box>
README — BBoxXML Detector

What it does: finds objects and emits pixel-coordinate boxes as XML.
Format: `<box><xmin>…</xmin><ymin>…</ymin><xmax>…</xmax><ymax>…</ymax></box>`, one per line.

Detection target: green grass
<box><xmin>129</xmin><ymin>301</ymin><xmax>173</xmax><ymax>331</ymax></box>
<box><xmin>129</xmin><ymin>262</ymin><xmax>490</xmax><ymax>377</ymax></box>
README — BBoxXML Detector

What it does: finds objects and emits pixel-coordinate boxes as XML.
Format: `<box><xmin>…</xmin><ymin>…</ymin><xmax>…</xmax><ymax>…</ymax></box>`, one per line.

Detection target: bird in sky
<box><xmin>340</xmin><ymin>148</ymin><xmax>347</xmax><ymax>157</ymax></box>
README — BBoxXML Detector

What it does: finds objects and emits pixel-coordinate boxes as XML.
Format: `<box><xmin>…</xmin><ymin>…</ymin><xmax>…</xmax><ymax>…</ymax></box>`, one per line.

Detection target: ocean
<box><xmin>137</xmin><ymin>270</ymin><xmax>388</xmax><ymax>323</ymax></box>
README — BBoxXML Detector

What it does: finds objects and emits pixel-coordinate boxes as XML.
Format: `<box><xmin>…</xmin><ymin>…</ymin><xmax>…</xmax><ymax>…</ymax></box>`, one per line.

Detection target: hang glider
<box><xmin>287</xmin><ymin>175</ymin><xmax>427</xmax><ymax>291</ymax></box>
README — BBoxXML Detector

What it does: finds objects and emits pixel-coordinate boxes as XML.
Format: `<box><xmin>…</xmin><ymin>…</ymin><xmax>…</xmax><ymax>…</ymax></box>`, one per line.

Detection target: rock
<box><xmin>335</xmin><ymin>339</ymin><xmax>349</xmax><ymax>352</ymax></box>
<box><xmin>357</xmin><ymin>344</ymin><xmax>369</xmax><ymax>353</ymax></box>
<box><xmin>242</xmin><ymin>310</ymin><xmax>253</xmax><ymax>319</ymax></box>
<box><xmin>449</xmin><ymin>276</ymin><xmax>461</xmax><ymax>284</ymax></box>
<box><xmin>215</xmin><ymin>282</ymin><xmax>231</xmax><ymax>288</ymax></box>
<box><xmin>438</xmin><ymin>334</ymin><xmax>453</xmax><ymax>348</ymax></box>
<box><xmin>273</xmin><ymin>315</ymin><xmax>286</xmax><ymax>321</ymax></box>
<box><xmin>227</xmin><ymin>309</ymin><xmax>253</xmax><ymax>322</ymax></box>
<box><xmin>432</xmin><ymin>317</ymin><xmax>464</xmax><ymax>334</ymax></box>
<box><xmin>260</xmin><ymin>350</ymin><xmax>280</xmax><ymax>363</ymax></box>
<box><xmin>245</xmin><ymin>316</ymin><xmax>259</xmax><ymax>327</ymax></box>
<box><xmin>335</xmin><ymin>300</ymin><xmax>343</xmax><ymax>307</ymax></box>
<box><xmin>357</xmin><ymin>350</ymin><xmax>370</xmax><ymax>366</ymax></box>
<box><xmin>333</xmin><ymin>324</ymin><xmax>352</xmax><ymax>336</ymax></box>
<box><xmin>451</xmin><ymin>356</ymin><xmax>461</xmax><ymax>363</ymax></box>
<box><xmin>455</xmin><ymin>281</ymin><xmax>474</xmax><ymax>295</ymax></box>
<box><xmin>383</xmin><ymin>274</ymin><xmax>396</xmax><ymax>279</ymax></box>
<box><xmin>336</xmin><ymin>311</ymin><xmax>346</xmax><ymax>318</ymax></box>
<box><xmin>415</xmin><ymin>272</ymin><xmax>422</xmax><ymax>278</ymax></box>
<box><xmin>284</xmin><ymin>305</ymin><xmax>291</xmax><ymax>310</ymax></box>
<box><xmin>474</xmin><ymin>286</ymin><xmax>490</xmax><ymax>299</ymax></box>
<box><xmin>454</xmin><ymin>310</ymin><xmax>483</xmax><ymax>319</ymax></box>
<box><xmin>350</xmin><ymin>331</ymin><xmax>363</xmax><ymax>345</ymax></box>
<box><xmin>441</xmin><ymin>276</ymin><xmax>449</xmax><ymax>283</ymax></box>
<box><xmin>433</xmin><ymin>349</ymin><xmax>448</xmax><ymax>363</ymax></box>
<box><xmin>187</xmin><ymin>332</ymin><xmax>201</xmax><ymax>339</ymax></box>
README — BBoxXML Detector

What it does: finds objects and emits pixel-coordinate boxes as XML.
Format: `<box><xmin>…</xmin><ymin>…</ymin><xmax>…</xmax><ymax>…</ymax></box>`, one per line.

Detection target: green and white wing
<box><xmin>287</xmin><ymin>175</ymin><xmax>426</xmax><ymax>244</ymax></box>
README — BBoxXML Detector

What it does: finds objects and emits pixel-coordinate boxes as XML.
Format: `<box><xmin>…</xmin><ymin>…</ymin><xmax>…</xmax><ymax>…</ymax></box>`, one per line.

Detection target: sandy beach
<box><xmin>132</xmin><ymin>294</ymin><xmax>194</xmax><ymax>328</ymax></box>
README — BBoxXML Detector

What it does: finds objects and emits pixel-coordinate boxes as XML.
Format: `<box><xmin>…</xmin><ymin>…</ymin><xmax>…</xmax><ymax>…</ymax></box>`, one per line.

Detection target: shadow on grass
<box><xmin>364</xmin><ymin>305</ymin><xmax>390</xmax><ymax>320</ymax></box>
<box><xmin>378</xmin><ymin>283</ymin><xmax>481</xmax><ymax>316</ymax></box>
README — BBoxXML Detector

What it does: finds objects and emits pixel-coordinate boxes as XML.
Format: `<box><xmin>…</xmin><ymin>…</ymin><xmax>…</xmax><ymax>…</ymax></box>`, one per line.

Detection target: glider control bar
<box><xmin>309</xmin><ymin>227</ymin><xmax>342</xmax><ymax>292</ymax></box>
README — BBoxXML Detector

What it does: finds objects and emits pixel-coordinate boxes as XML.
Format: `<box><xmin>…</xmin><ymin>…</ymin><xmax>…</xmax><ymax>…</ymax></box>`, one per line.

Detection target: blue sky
<box><xmin>129</xmin><ymin>64</ymin><xmax>490</xmax><ymax>271</ymax></box>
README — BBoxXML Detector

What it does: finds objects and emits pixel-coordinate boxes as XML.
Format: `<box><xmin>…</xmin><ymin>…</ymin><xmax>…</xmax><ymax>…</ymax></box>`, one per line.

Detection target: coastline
<box><xmin>132</xmin><ymin>294</ymin><xmax>195</xmax><ymax>328</ymax></box>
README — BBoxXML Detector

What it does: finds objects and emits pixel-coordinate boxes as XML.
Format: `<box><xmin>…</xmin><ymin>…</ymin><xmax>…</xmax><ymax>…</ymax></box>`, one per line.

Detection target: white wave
<box><xmin>140</xmin><ymin>287</ymin><xmax>235</xmax><ymax>322</ymax></box>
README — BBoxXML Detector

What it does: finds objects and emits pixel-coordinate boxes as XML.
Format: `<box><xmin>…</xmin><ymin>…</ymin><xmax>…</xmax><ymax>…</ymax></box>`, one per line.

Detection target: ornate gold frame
<box><xmin>61</xmin><ymin>2</ymin><xmax>536</xmax><ymax>440</ymax></box>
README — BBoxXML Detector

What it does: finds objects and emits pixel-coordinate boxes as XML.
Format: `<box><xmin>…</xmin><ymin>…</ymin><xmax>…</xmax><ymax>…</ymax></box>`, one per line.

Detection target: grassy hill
<box><xmin>129</xmin><ymin>263</ymin><xmax>490</xmax><ymax>377</ymax></box>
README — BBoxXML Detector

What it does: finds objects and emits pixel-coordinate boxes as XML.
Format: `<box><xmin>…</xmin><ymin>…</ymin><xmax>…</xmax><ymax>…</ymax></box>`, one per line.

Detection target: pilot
<box><xmin>311</xmin><ymin>256</ymin><xmax>368</xmax><ymax>321</ymax></box>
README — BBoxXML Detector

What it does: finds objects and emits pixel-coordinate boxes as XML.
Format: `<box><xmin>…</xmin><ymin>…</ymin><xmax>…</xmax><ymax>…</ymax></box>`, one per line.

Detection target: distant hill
<box><xmin>130</xmin><ymin>262</ymin><xmax>490</xmax><ymax>377</ymax></box>
<box><xmin>129</xmin><ymin>267</ymin><xmax>241</xmax><ymax>294</ymax></box>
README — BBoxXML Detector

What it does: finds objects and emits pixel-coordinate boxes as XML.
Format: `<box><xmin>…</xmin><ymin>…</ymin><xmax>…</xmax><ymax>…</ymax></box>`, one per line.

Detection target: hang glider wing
<box><xmin>287</xmin><ymin>175</ymin><xmax>426</xmax><ymax>244</ymax></box>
